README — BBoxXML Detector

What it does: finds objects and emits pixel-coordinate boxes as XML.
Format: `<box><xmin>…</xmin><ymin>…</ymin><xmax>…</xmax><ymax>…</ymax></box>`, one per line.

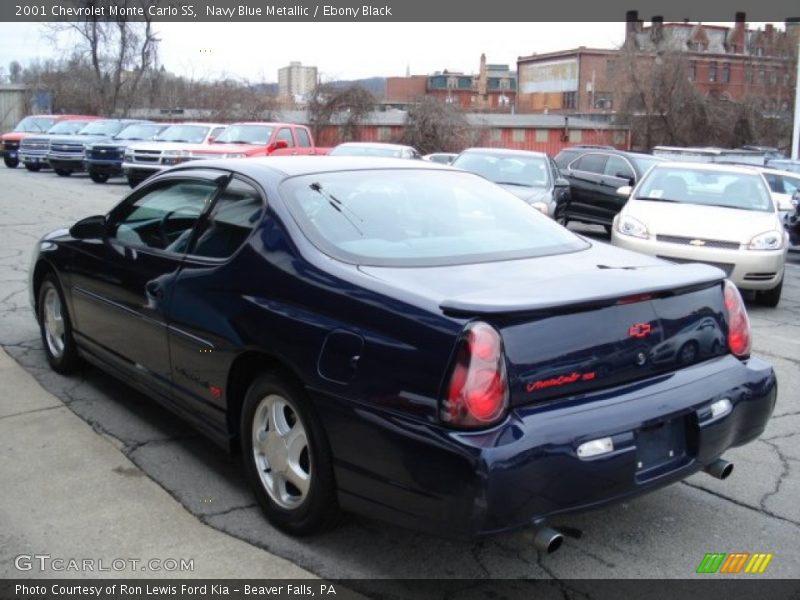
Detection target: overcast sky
<box><xmin>0</xmin><ymin>22</ymin><xmax>628</xmax><ymax>82</ymax></box>
<box><xmin>0</xmin><ymin>21</ymin><xmax>782</xmax><ymax>83</ymax></box>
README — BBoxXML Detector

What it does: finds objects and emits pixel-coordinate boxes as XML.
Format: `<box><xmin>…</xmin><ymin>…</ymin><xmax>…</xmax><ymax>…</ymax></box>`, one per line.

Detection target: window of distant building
<box><xmin>562</xmin><ymin>91</ymin><xmax>577</xmax><ymax>109</ymax></box>
<box><xmin>769</xmin><ymin>70</ymin><xmax>777</xmax><ymax>86</ymax></box>
<box><xmin>376</xmin><ymin>127</ymin><xmax>391</xmax><ymax>141</ymax></box>
<box><xmin>569</xmin><ymin>129</ymin><xmax>582</xmax><ymax>143</ymax></box>
<box><xmin>512</xmin><ymin>129</ymin><xmax>526</xmax><ymax>143</ymax></box>
<box><xmin>613</xmin><ymin>130</ymin><xmax>627</xmax><ymax>145</ymax></box>
<box><xmin>535</xmin><ymin>129</ymin><xmax>548</xmax><ymax>143</ymax></box>
<box><xmin>745</xmin><ymin>65</ymin><xmax>752</xmax><ymax>83</ymax></box>
<box><xmin>708</xmin><ymin>62</ymin><xmax>717</xmax><ymax>83</ymax></box>
<box><xmin>499</xmin><ymin>79</ymin><xmax>510</xmax><ymax>90</ymax></box>
<box><xmin>759</xmin><ymin>68</ymin><xmax>766</xmax><ymax>84</ymax></box>
<box><xmin>490</xmin><ymin>128</ymin><xmax>502</xmax><ymax>142</ymax></box>
<box><xmin>721</xmin><ymin>63</ymin><xmax>731</xmax><ymax>83</ymax></box>
<box><xmin>689</xmin><ymin>61</ymin><xmax>697</xmax><ymax>81</ymax></box>
<box><xmin>446</xmin><ymin>76</ymin><xmax>458</xmax><ymax>89</ymax></box>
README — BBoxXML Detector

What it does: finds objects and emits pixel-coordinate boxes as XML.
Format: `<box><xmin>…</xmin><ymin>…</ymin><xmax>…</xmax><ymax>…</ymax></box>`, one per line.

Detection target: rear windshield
<box><xmin>453</xmin><ymin>152</ymin><xmax>550</xmax><ymax>188</ymax></box>
<box><xmin>155</xmin><ymin>125</ymin><xmax>212</xmax><ymax>143</ymax></box>
<box><xmin>636</xmin><ymin>166</ymin><xmax>774</xmax><ymax>212</ymax></box>
<box><xmin>14</xmin><ymin>117</ymin><xmax>55</xmax><ymax>133</ymax></box>
<box><xmin>281</xmin><ymin>169</ymin><xmax>588</xmax><ymax>267</ymax></box>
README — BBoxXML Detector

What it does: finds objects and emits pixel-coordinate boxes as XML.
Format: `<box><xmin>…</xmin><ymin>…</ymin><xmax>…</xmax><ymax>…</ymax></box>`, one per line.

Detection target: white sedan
<box><xmin>611</xmin><ymin>162</ymin><xmax>788</xmax><ymax>307</ymax></box>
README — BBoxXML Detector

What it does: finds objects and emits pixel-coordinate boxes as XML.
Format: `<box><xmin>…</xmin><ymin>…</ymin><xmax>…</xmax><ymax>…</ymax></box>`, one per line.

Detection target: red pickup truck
<box><xmin>181</xmin><ymin>122</ymin><xmax>329</xmax><ymax>160</ymax></box>
<box><xmin>1</xmin><ymin>114</ymin><xmax>101</xmax><ymax>168</ymax></box>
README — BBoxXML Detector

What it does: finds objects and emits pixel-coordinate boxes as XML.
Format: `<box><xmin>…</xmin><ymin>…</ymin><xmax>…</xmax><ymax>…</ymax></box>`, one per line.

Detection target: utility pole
<box><xmin>793</xmin><ymin>34</ymin><xmax>800</xmax><ymax>159</ymax></box>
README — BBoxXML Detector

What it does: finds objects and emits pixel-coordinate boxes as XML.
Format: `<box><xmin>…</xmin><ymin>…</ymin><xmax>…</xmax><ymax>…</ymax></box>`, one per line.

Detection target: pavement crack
<box><xmin>758</xmin><ymin>439</ymin><xmax>792</xmax><ymax>515</ymax></box>
<box><xmin>201</xmin><ymin>503</ymin><xmax>258</xmax><ymax>519</ymax></box>
<box><xmin>681</xmin><ymin>481</ymin><xmax>800</xmax><ymax>528</ymax></box>
<box><xmin>0</xmin><ymin>404</ymin><xmax>63</xmax><ymax>420</ymax></box>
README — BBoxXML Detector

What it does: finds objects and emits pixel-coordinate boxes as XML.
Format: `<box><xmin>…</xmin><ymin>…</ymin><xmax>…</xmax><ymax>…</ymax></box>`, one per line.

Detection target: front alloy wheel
<box><xmin>38</xmin><ymin>274</ymin><xmax>81</xmax><ymax>373</ymax></box>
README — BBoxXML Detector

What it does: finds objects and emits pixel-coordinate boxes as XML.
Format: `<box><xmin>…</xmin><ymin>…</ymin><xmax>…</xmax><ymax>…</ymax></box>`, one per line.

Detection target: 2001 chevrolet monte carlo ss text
<box><xmin>28</xmin><ymin>157</ymin><xmax>776</xmax><ymax>550</ymax></box>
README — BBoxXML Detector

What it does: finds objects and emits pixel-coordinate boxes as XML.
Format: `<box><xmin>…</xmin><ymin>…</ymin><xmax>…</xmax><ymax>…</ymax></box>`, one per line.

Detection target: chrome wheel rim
<box><xmin>42</xmin><ymin>287</ymin><xmax>65</xmax><ymax>359</ymax></box>
<box><xmin>252</xmin><ymin>393</ymin><xmax>311</xmax><ymax>510</ymax></box>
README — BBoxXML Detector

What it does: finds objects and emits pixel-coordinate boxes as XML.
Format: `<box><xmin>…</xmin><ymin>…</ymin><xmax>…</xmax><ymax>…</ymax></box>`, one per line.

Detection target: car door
<box><xmin>293</xmin><ymin>127</ymin><xmax>315</xmax><ymax>156</ymax></box>
<box><xmin>564</xmin><ymin>152</ymin><xmax>608</xmax><ymax>222</ymax></box>
<box><xmin>600</xmin><ymin>154</ymin><xmax>636</xmax><ymax>221</ymax></box>
<box><xmin>270</xmin><ymin>127</ymin><xmax>297</xmax><ymax>156</ymax></box>
<box><xmin>68</xmin><ymin>173</ymin><xmax>223</xmax><ymax>396</ymax></box>
<box><xmin>165</xmin><ymin>177</ymin><xmax>265</xmax><ymax>431</ymax></box>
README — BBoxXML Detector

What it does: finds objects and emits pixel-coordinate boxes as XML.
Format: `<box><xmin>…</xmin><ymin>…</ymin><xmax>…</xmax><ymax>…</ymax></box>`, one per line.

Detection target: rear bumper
<box><xmin>319</xmin><ymin>354</ymin><xmax>776</xmax><ymax>538</ymax></box>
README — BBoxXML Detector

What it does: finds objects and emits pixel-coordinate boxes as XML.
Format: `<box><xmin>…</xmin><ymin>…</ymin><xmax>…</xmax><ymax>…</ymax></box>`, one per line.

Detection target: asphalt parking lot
<box><xmin>0</xmin><ymin>167</ymin><xmax>798</xmax><ymax>589</ymax></box>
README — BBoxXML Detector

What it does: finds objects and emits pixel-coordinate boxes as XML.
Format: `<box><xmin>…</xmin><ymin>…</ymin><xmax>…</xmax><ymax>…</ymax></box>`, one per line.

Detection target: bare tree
<box><xmin>401</xmin><ymin>96</ymin><xmax>473</xmax><ymax>154</ymax></box>
<box><xmin>307</xmin><ymin>84</ymin><xmax>376</xmax><ymax>143</ymax></box>
<box><xmin>45</xmin><ymin>0</ymin><xmax>160</xmax><ymax>116</ymax></box>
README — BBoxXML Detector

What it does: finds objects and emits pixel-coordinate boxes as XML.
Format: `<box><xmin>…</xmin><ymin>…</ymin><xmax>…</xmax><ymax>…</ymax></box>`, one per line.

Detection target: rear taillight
<box><xmin>441</xmin><ymin>322</ymin><xmax>509</xmax><ymax>428</ymax></box>
<box><xmin>723</xmin><ymin>280</ymin><xmax>751</xmax><ymax>358</ymax></box>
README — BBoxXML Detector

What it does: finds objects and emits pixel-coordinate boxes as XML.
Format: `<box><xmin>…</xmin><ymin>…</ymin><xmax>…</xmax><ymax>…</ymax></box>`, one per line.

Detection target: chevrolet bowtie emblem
<box><xmin>689</xmin><ymin>239</ymin><xmax>706</xmax><ymax>246</ymax></box>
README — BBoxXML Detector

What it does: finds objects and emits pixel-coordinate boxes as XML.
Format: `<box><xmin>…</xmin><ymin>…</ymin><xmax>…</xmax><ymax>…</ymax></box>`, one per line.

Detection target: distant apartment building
<box><xmin>384</xmin><ymin>54</ymin><xmax>517</xmax><ymax>112</ymax></box>
<box><xmin>516</xmin><ymin>13</ymin><xmax>799</xmax><ymax>115</ymax></box>
<box><xmin>278</xmin><ymin>62</ymin><xmax>318</xmax><ymax>102</ymax></box>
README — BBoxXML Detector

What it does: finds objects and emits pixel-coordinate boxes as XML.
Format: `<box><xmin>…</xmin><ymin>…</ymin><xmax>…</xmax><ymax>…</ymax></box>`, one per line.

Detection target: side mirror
<box><xmin>554</xmin><ymin>177</ymin><xmax>570</xmax><ymax>187</ymax></box>
<box><xmin>270</xmin><ymin>139</ymin><xmax>289</xmax><ymax>151</ymax></box>
<box><xmin>207</xmin><ymin>136</ymin><xmax>215</xmax><ymax>143</ymax></box>
<box><xmin>69</xmin><ymin>215</ymin><xmax>107</xmax><ymax>239</ymax></box>
<box><xmin>616</xmin><ymin>185</ymin><xmax>633</xmax><ymax>198</ymax></box>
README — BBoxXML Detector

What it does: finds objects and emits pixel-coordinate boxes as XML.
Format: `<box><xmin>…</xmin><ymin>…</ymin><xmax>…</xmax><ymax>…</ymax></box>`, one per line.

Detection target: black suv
<box><xmin>553</xmin><ymin>147</ymin><xmax>663</xmax><ymax>230</ymax></box>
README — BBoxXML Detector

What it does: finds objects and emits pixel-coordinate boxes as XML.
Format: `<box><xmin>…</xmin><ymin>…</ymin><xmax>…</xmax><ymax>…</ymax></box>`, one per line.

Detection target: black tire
<box><xmin>37</xmin><ymin>274</ymin><xmax>81</xmax><ymax>374</ymax></box>
<box><xmin>54</xmin><ymin>168</ymin><xmax>72</xmax><ymax>177</ymax></box>
<box><xmin>25</xmin><ymin>163</ymin><xmax>42</xmax><ymax>172</ymax></box>
<box><xmin>4</xmin><ymin>156</ymin><xmax>19</xmax><ymax>168</ymax></box>
<box><xmin>676</xmin><ymin>341</ymin><xmax>699</xmax><ymax>365</ymax></box>
<box><xmin>127</xmin><ymin>177</ymin><xmax>141</xmax><ymax>189</ymax></box>
<box><xmin>755</xmin><ymin>278</ymin><xmax>783</xmax><ymax>308</ymax></box>
<box><xmin>241</xmin><ymin>372</ymin><xmax>339</xmax><ymax>535</ymax></box>
<box><xmin>554</xmin><ymin>203</ymin><xmax>569</xmax><ymax>227</ymax></box>
<box><xmin>603</xmin><ymin>224</ymin><xmax>613</xmax><ymax>236</ymax></box>
<box><xmin>89</xmin><ymin>171</ymin><xmax>110</xmax><ymax>183</ymax></box>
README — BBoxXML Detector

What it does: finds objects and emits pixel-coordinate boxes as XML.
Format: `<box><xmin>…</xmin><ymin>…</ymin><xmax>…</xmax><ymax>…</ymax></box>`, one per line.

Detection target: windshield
<box><xmin>155</xmin><ymin>124</ymin><xmax>212</xmax><ymax>143</ymax></box>
<box><xmin>330</xmin><ymin>145</ymin><xmax>404</xmax><ymax>158</ymax></box>
<box><xmin>46</xmin><ymin>120</ymin><xmax>89</xmax><ymax>135</ymax></box>
<box><xmin>78</xmin><ymin>121</ymin><xmax>125</xmax><ymax>136</ymax></box>
<box><xmin>453</xmin><ymin>152</ymin><xmax>550</xmax><ymax>188</ymax></box>
<box><xmin>636</xmin><ymin>166</ymin><xmax>774</xmax><ymax>212</ymax></box>
<box><xmin>114</xmin><ymin>123</ymin><xmax>164</xmax><ymax>141</ymax></box>
<box><xmin>281</xmin><ymin>170</ymin><xmax>588</xmax><ymax>267</ymax></box>
<box><xmin>214</xmin><ymin>125</ymin><xmax>272</xmax><ymax>145</ymax></box>
<box><xmin>14</xmin><ymin>117</ymin><xmax>56</xmax><ymax>133</ymax></box>
<box><xmin>630</xmin><ymin>155</ymin><xmax>662</xmax><ymax>174</ymax></box>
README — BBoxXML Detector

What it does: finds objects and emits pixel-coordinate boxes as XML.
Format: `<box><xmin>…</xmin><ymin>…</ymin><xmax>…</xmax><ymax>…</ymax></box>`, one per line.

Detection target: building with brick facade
<box><xmin>516</xmin><ymin>14</ymin><xmax>799</xmax><ymax>116</ymax></box>
<box><xmin>384</xmin><ymin>55</ymin><xmax>517</xmax><ymax>112</ymax></box>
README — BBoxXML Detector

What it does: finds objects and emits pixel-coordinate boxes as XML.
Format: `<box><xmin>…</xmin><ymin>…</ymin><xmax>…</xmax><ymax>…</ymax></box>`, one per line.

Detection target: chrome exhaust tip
<box><xmin>533</xmin><ymin>526</ymin><xmax>564</xmax><ymax>554</ymax></box>
<box><xmin>704</xmin><ymin>458</ymin><xmax>734</xmax><ymax>480</ymax></box>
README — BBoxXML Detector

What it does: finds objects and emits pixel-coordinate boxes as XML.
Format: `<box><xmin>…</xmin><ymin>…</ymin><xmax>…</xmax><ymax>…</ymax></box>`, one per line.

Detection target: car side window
<box><xmin>276</xmin><ymin>128</ymin><xmax>295</xmax><ymax>147</ymax></box>
<box><xmin>295</xmin><ymin>128</ymin><xmax>312</xmax><ymax>148</ymax></box>
<box><xmin>209</xmin><ymin>127</ymin><xmax>226</xmax><ymax>141</ymax></box>
<box><xmin>604</xmin><ymin>155</ymin><xmax>635</xmax><ymax>180</ymax></box>
<box><xmin>109</xmin><ymin>181</ymin><xmax>218</xmax><ymax>253</ymax></box>
<box><xmin>190</xmin><ymin>178</ymin><xmax>263</xmax><ymax>259</ymax></box>
<box><xmin>572</xmin><ymin>153</ymin><xmax>608</xmax><ymax>174</ymax></box>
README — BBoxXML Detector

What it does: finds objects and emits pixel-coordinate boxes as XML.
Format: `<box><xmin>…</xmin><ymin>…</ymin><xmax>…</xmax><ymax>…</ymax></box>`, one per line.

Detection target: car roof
<box><xmin>169</xmin><ymin>156</ymin><xmax>453</xmax><ymax>179</ymax></box>
<box><xmin>654</xmin><ymin>161</ymin><xmax>766</xmax><ymax>174</ymax></box>
<box><xmin>459</xmin><ymin>147</ymin><xmax>549</xmax><ymax>159</ymax></box>
<box><xmin>164</xmin><ymin>122</ymin><xmax>227</xmax><ymax>128</ymax></box>
<box><xmin>334</xmin><ymin>142</ymin><xmax>414</xmax><ymax>150</ymax></box>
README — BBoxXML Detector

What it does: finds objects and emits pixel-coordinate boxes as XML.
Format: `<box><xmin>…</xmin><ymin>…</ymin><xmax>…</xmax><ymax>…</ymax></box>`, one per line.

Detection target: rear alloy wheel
<box><xmin>241</xmin><ymin>373</ymin><xmax>338</xmax><ymax>535</ymax></box>
<box><xmin>54</xmin><ymin>168</ymin><xmax>72</xmax><ymax>177</ymax></box>
<box><xmin>25</xmin><ymin>163</ymin><xmax>42</xmax><ymax>172</ymax></box>
<box><xmin>4</xmin><ymin>157</ymin><xmax>19</xmax><ymax>168</ymax></box>
<box><xmin>89</xmin><ymin>171</ymin><xmax>110</xmax><ymax>183</ymax></box>
<box><xmin>38</xmin><ymin>274</ymin><xmax>81</xmax><ymax>373</ymax></box>
<box><xmin>755</xmin><ymin>278</ymin><xmax>783</xmax><ymax>308</ymax></box>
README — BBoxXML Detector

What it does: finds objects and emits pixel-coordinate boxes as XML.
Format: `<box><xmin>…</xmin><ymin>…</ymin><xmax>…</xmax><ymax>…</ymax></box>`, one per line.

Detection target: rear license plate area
<box><xmin>635</xmin><ymin>418</ymin><xmax>687</xmax><ymax>479</ymax></box>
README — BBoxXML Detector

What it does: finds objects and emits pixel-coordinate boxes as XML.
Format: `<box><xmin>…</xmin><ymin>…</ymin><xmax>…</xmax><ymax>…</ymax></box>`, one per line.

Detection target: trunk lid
<box><xmin>359</xmin><ymin>242</ymin><xmax>729</xmax><ymax>406</ymax></box>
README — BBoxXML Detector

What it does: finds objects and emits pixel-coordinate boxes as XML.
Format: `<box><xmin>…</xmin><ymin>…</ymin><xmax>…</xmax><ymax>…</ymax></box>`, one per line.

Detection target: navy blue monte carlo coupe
<box><xmin>29</xmin><ymin>157</ymin><xmax>776</xmax><ymax>551</ymax></box>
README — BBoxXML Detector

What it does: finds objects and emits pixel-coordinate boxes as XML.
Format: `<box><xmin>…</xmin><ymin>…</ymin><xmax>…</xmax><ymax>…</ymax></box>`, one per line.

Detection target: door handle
<box><xmin>146</xmin><ymin>281</ymin><xmax>164</xmax><ymax>299</ymax></box>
